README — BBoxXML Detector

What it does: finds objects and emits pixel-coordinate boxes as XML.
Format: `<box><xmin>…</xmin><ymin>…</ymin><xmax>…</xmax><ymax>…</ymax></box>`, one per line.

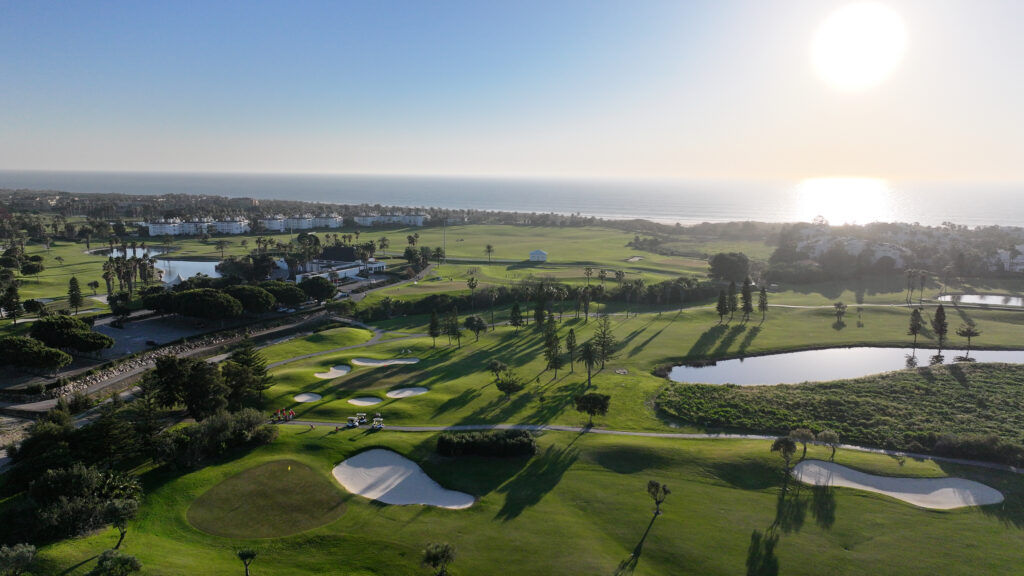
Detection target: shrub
<box><xmin>436</xmin><ymin>430</ymin><xmax>537</xmax><ymax>457</ymax></box>
<box><xmin>155</xmin><ymin>409</ymin><xmax>276</xmax><ymax>468</ymax></box>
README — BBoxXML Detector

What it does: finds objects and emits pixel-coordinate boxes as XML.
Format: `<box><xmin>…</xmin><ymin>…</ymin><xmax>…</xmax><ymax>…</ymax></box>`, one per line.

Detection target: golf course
<box><xmin>8</xmin><ymin>221</ymin><xmax>1024</xmax><ymax>575</ymax></box>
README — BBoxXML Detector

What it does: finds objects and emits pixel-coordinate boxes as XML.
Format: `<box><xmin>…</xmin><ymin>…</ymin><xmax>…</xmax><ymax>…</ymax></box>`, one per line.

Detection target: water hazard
<box><xmin>938</xmin><ymin>294</ymin><xmax>1024</xmax><ymax>307</ymax></box>
<box><xmin>669</xmin><ymin>347</ymin><xmax>1024</xmax><ymax>386</ymax></box>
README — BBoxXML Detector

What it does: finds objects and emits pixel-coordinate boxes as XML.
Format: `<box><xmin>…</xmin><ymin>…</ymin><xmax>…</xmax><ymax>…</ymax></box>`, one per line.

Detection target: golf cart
<box><xmin>346</xmin><ymin>416</ymin><xmax>359</xmax><ymax>428</ymax></box>
<box><xmin>372</xmin><ymin>417</ymin><xmax>384</xmax><ymax>430</ymax></box>
<box><xmin>356</xmin><ymin>413</ymin><xmax>368</xmax><ymax>424</ymax></box>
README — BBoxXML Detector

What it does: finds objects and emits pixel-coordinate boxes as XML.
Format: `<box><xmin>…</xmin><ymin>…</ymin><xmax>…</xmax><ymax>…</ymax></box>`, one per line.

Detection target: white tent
<box><xmin>529</xmin><ymin>249</ymin><xmax>547</xmax><ymax>262</ymax></box>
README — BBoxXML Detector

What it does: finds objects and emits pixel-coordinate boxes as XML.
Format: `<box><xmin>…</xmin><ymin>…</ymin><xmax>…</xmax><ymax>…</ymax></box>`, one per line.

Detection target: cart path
<box><xmin>280</xmin><ymin>420</ymin><xmax>1024</xmax><ymax>475</ymax></box>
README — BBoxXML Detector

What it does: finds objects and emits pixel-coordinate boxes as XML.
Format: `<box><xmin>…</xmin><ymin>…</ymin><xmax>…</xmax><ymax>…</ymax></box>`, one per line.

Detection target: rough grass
<box><xmin>186</xmin><ymin>459</ymin><xmax>346</xmax><ymax>538</ymax></box>
<box><xmin>34</xmin><ymin>429</ymin><xmax>1024</xmax><ymax>575</ymax></box>
<box><xmin>657</xmin><ymin>362</ymin><xmax>1024</xmax><ymax>456</ymax></box>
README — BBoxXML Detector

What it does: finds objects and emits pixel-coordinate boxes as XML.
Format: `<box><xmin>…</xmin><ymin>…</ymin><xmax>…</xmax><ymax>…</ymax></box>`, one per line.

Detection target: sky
<box><xmin>0</xmin><ymin>0</ymin><xmax>1021</xmax><ymax>182</ymax></box>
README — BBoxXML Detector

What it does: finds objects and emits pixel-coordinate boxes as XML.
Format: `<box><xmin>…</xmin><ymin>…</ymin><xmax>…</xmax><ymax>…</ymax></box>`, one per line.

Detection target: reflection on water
<box><xmin>939</xmin><ymin>294</ymin><xmax>1024</xmax><ymax>307</ymax></box>
<box><xmin>794</xmin><ymin>178</ymin><xmax>895</xmax><ymax>225</ymax></box>
<box><xmin>97</xmin><ymin>247</ymin><xmax>220</xmax><ymax>282</ymax></box>
<box><xmin>669</xmin><ymin>347</ymin><xmax>1024</xmax><ymax>386</ymax></box>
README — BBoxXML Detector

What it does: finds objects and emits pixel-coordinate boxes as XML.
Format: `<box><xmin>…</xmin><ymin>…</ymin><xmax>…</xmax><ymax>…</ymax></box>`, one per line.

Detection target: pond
<box><xmin>938</xmin><ymin>293</ymin><xmax>1024</xmax><ymax>307</ymax></box>
<box><xmin>668</xmin><ymin>347</ymin><xmax>1024</xmax><ymax>386</ymax></box>
<box><xmin>97</xmin><ymin>248</ymin><xmax>221</xmax><ymax>282</ymax></box>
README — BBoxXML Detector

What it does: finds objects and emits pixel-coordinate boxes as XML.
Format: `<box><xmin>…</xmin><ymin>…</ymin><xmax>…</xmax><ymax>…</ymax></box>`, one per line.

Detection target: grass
<box><xmin>256</xmin><ymin>304</ymin><xmax>1024</xmax><ymax>438</ymax></box>
<box><xmin>186</xmin><ymin>459</ymin><xmax>347</xmax><ymax>538</ymax></box>
<box><xmin>34</xmin><ymin>428</ymin><xmax>1024</xmax><ymax>575</ymax></box>
<box><xmin>258</xmin><ymin>327</ymin><xmax>375</xmax><ymax>365</ymax></box>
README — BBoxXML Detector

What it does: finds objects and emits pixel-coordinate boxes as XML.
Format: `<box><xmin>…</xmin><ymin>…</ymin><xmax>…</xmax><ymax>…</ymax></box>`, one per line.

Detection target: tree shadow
<box><xmin>769</xmin><ymin>474</ymin><xmax>806</xmax><ymax>535</ymax></box>
<box><xmin>811</xmin><ymin>483</ymin><xmax>837</xmax><ymax>530</ymax></box>
<box><xmin>494</xmin><ymin>444</ymin><xmax>578</xmax><ymax>521</ymax></box>
<box><xmin>613</xmin><ymin>514</ymin><xmax>658</xmax><ymax>575</ymax></box>
<box><xmin>711</xmin><ymin>325</ymin><xmax>746</xmax><ymax>358</ymax></box>
<box><xmin>686</xmin><ymin>324</ymin><xmax>727</xmax><ymax>358</ymax></box>
<box><xmin>831</xmin><ymin>320</ymin><xmax>846</xmax><ymax>331</ymax></box>
<box><xmin>745</xmin><ymin>528</ymin><xmax>779</xmax><ymax>576</ymax></box>
<box><xmin>58</xmin><ymin>554</ymin><xmax>100</xmax><ymax>575</ymax></box>
<box><xmin>737</xmin><ymin>326</ymin><xmax>761</xmax><ymax>355</ymax></box>
<box><xmin>431</xmin><ymin>387</ymin><xmax>483</xmax><ymax>417</ymax></box>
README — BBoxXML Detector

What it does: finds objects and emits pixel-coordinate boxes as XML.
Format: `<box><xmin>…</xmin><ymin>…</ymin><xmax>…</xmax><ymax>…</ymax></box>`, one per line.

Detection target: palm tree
<box><xmin>422</xmin><ymin>542</ymin><xmax>456</xmax><ymax>576</ymax></box>
<box><xmin>584</xmin><ymin>266</ymin><xmax>593</xmax><ymax>285</ymax></box>
<box><xmin>647</xmin><ymin>480</ymin><xmax>670</xmax><ymax>515</ymax></box>
<box><xmin>54</xmin><ymin>255</ymin><xmax>65</xmax><ymax>266</ymax></box>
<box><xmin>237</xmin><ymin>550</ymin><xmax>257</xmax><ymax>576</ymax></box>
<box><xmin>378</xmin><ymin>236</ymin><xmax>390</xmax><ymax>257</ymax></box>
<box><xmin>485</xmin><ymin>243</ymin><xmax>494</xmax><ymax>263</ymax></box>
<box><xmin>215</xmin><ymin>240</ymin><xmax>231</xmax><ymax>259</ymax></box>
<box><xmin>771</xmin><ymin>436</ymin><xmax>797</xmax><ymax>470</ymax></box>
<box><xmin>576</xmin><ymin>340</ymin><xmax>599</xmax><ymax>387</ymax></box>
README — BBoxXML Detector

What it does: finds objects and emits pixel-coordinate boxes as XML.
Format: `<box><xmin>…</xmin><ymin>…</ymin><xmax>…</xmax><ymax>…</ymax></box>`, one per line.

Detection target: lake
<box><xmin>668</xmin><ymin>346</ymin><xmax>1024</xmax><ymax>386</ymax></box>
<box><xmin>97</xmin><ymin>248</ymin><xmax>221</xmax><ymax>282</ymax></box>
<box><xmin>938</xmin><ymin>294</ymin><xmax>1024</xmax><ymax>307</ymax></box>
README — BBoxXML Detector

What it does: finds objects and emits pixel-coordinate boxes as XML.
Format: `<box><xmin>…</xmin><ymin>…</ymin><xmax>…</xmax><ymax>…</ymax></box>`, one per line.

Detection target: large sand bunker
<box><xmin>314</xmin><ymin>365</ymin><xmax>352</xmax><ymax>379</ymax></box>
<box><xmin>293</xmin><ymin>393</ymin><xmax>322</xmax><ymax>403</ymax></box>
<box><xmin>332</xmin><ymin>449</ymin><xmax>474</xmax><ymax>509</ymax></box>
<box><xmin>351</xmin><ymin>357</ymin><xmax>420</xmax><ymax>366</ymax></box>
<box><xmin>792</xmin><ymin>460</ymin><xmax>1004</xmax><ymax>510</ymax></box>
<box><xmin>386</xmin><ymin>387</ymin><xmax>429</xmax><ymax>399</ymax></box>
<box><xmin>347</xmin><ymin>397</ymin><xmax>382</xmax><ymax>406</ymax></box>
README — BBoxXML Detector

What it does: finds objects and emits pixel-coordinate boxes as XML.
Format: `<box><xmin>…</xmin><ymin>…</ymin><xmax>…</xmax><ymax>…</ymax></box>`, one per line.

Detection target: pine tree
<box><xmin>593</xmin><ymin>315</ymin><xmax>616</xmax><ymax>368</ymax></box>
<box><xmin>727</xmin><ymin>281</ymin><xmax>738</xmax><ymax>321</ymax></box>
<box><xmin>565</xmin><ymin>328</ymin><xmax>577</xmax><ymax>372</ymax></box>
<box><xmin>758</xmin><ymin>286</ymin><xmax>768</xmax><ymax>321</ymax></box>
<box><xmin>740</xmin><ymin>277</ymin><xmax>753</xmax><ymax>321</ymax></box>
<box><xmin>716</xmin><ymin>290</ymin><xmax>729</xmax><ymax>323</ymax></box>
<box><xmin>908</xmin><ymin>307</ymin><xmax>923</xmax><ymax>346</ymax></box>
<box><xmin>509</xmin><ymin>302</ymin><xmax>523</xmax><ymax>335</ymax></box>
<box><xmin>428</xmin><ymin>310</ymin><xmax>442</xmax><ymax>347</ymax></box>
<box><xmin>230</xmin><ymin>338</ymin><xmax>272</xmax><ymax>402</ymax></box>
<box><xmin>67</xmin><ymin>276</ymin><xmax>83</xmax><ymax>315</ymax></box>
<box><xmin>932</xmin><ymin>304</ymin><xmax>948</xmax><ymax>349</ymax></box>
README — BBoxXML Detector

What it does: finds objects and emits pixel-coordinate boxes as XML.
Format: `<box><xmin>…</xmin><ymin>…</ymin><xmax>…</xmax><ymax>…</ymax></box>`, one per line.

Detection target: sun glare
<box><xmin>812</xmin><ymin>2</ymin><xmax>907</xmax><ymax>91</ymax></box>
<box><xmin>795</xmin><ymin>177</ymin><xmax>895</xmax><ymax>224</ymax></box>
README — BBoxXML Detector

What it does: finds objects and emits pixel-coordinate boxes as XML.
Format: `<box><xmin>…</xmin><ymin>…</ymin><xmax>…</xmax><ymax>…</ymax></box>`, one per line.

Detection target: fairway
<box><xmin>186</xmin><ymin>459</ymin><xmax>347</xmax><ymax>539</ymax></box>
<box><xmin>35</xmin><ymin>429</ymin><xmax>1024</xmax><ymax>575</ymax></box>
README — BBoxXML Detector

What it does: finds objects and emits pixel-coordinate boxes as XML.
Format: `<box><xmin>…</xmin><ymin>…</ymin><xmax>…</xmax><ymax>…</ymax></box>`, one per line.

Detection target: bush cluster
<box><xmin>155</xmin><ymin>408</ymin><xmax>278</xmax><ymax>468</ymax></box>
<box><xmin>436</xmin><ymin>429</ymin><xmax>537</xmax><ymax>457</ymax></box>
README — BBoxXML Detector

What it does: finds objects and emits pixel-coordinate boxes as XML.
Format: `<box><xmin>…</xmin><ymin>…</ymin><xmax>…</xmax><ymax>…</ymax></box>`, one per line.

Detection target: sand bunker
<box><xmin>332</xmin><ymin>449</ymin><xmax>474</xmax><ymax>509</ymax></box>
<box><xmin>314</xmin><ymin>365</ymin><xmax>352</xmax><ymax>379</ymax></box>
<box><xmin>626</xmin><ymin>256</ymin><xmax>643</xmax><ymax>262</ymax></box>
<box><xmin>293</xmin><ymin>393</ymin><xmax>322</xmax><ymax>403</ymax></box>
<box><xmin>386</xmin><ymin>387</ymin><xmax>429</xmax><ymax>399</ymax></box>
<box><xmin>792</xmin><ymin>460</ymin><xmax>1004</xmax><ymax>510</ymax></box>
<box><xmin>347</xmin><ymin>397</ymin><xmax>382</xmax><ymax>406</ymax></box>
<box><xmin>351</xmin><ymin>357</ymin><xmax>420</xmax><ymax>367</ymax></box>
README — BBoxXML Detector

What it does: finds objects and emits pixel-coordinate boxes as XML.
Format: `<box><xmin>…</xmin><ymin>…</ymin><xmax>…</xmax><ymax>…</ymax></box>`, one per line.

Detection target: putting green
<box><xmin>186</xmin><ymin>459</ymin><xmax>346</xmax><ymax>538</ymax></box>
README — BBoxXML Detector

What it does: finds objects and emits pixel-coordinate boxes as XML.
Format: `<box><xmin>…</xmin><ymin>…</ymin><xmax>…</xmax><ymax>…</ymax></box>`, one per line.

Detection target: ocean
<box><xmin>0</xmin><ymin>170</ymin><xmax>1021</xmax><ymax>228</ymax></box>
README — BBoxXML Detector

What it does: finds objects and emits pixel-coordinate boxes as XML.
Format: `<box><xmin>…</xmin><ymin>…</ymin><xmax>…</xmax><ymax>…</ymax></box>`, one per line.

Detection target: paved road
<box><xmin>282</xmin><ymin>420</ymin><xmax>1024</xmax><ymax>475</ymax></box>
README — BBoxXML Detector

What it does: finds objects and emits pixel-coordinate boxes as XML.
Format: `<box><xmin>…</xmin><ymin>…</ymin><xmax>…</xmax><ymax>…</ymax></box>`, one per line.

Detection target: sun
<box><xmin>812</xmin><ymin>2</ymin><xmax>907</xmax><ymax>91</ymax></box>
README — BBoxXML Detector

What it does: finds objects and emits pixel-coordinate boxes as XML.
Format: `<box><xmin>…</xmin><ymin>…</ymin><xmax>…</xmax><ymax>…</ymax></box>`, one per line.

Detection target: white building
<box><xmin>529</xmin><ymin>249</ymin><xmax>548</xmax><ymax>262</ymax></box>
<box><xmin>312</xmin><ymin>216</ymin><xmax>344</xmax><ymax>228</ymax></box>
<box><xmin>211</xmin><ymin>219</ymin><xmax>250</xmax><ymax>234</ymax></box>
<box><xmin>353</xmin><ymin>214</ymin><xmax>427</xmax><ymax>227</ymax></box>
<box><xmin>996</xmin><ymin>246</ymin><xmax>1024</xmax><ymax>272</ymax></box>
<box><xmin>284</xmin><ymin>217</ymin><xmax>314</xmax><ymax>230</ymax></box>
<box><xmin>259</xmin><ymin>218</ymin><xmax>287</xmax><ymax>232</ymax></box>
<box><xmin>146</xmin><ymin>220</ymin><xmax>183</xmax><ymax>236</ymax></box>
